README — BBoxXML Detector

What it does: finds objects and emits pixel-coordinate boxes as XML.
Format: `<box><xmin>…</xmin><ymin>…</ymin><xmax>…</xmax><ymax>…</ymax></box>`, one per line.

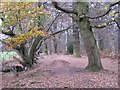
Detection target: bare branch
<box><xmin>46</xmin><ymin>23</ymin><xmax>76</xmax><ymax>39</ymax></box>
<box><xmin>46</xmin><ymin>12</ymin><xmax>61</xmax><ymax>32</ymax></box>
<box><xmin>87</xmin><ymin>1</ymin><xmax>120</xmax><ymax>19</ymax></box>
<box><xmin>114</xmin><ymin>18</ymin><xmax>120</xmax><ymax>29</ymax></box>
<box><xmin>91</xmin><ymin>20</ymin><xmax>115</xmax><ymax>28</ymax></box>
<box><xmin>52</xmin><ymin>2</ymin><xmax>77</xmax><ymax>15</ymax></box>
<box><xmin>35</xmin><ymin>23</ymin><xmax>76</xmax><ymax>51</ymax></box>
<box><xmin>28</xmin><ymin>23</ymin><xmax>36</xmax><ymax>31</ymax></box>
<box><xmin>114</xmin><ymin>12</ymin><xmax>120</xmax><ymax>29</ymax></box>
<box><xmin>91</xmin><ymin>11</ymin><xmax>119</xmax><ymax>29</ymax></box>
<box><xmin>1</xmin><ymin>30</ymin><xmax>16</xmax><ymax>37</ymax></box>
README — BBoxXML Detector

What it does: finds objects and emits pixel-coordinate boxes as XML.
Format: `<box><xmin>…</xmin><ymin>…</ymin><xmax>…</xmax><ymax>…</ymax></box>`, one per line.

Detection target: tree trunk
<box><xmin>19</xmin><ymin>2</ymin><xmax>43</xmax><ymax>68</ymax></box>
<box><xmin>72</xmin><ymin>2</ymin><xmax>81</xmax><ymax>57</ymax></box>
<box><xmin>98</xmin><ymin>38</ymin><xmax>104</xmax><ymax>51</ymax></box>
<box><xmin>54</xmin><ymin>40</ymin><xmax>58</xmax><ymax>54</ymax></box>
<box><xmin>53</xmin><ymin>36</ymin><xmax>58</xmax><ymax>54</ymax></box>
<box><xmin>76</xmin><ymin>2</ymin><xmax>103</xmax><ymax>71</ymax></box>
<box><xmin>28</xmin><ymin>37</ymin><xmax>42</xmax><ymax>64</ymax></box>
<box><xmin>48</xmin><ymin>38</ymin><xmax>52</xmax><ymax>55</ymax></box>
<box><xmin>15</xmin><ymin>44</ymin><xmax>33</xmax><ymax>67</ymax></box>
<box><xmin>15</xmin><ymin>36</ymin><xmax>43</xmax><ymax>68</ymax></box>
<box><xmin>73</xmin><ymin>28</ymin><xmax>81</xmax><ymax>57</ymax></box>
<box><xmin>67</xmin><ymin>31</ymin><xmax>73</xmax><ymax>54</ymax></box>
<box><xmin>45</xmin><ymin>42</ymin><xmax>48</xmax><ymax>55</ymax></box>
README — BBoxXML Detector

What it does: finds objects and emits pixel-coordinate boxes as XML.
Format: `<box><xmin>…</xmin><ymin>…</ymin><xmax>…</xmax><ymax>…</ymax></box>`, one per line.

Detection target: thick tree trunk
<box><xmin>15</xmin><ymin>44</ymin><xmax>33</xmax><ymax>67</ymax></box>
<box><xmin>28</xmin><ymin>37</ymin><xmax>42</xmax><ymax>65</ymax></box>
<box><xmin>17</xmin><ymin>2</ymin><xmax>43</xmax><ymax>68</ymax></box>
<box><xmin>15</xmin><ymin>36</ymin><xmax>43</xmax><ymax>68</ymax></box>
<box><xmin>76</xmin><ymin>2</ymin><xmax>103</xmax><ymax>71</ymax></box>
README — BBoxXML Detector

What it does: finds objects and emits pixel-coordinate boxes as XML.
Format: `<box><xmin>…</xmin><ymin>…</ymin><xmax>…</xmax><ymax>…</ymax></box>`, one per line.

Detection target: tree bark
<box><xmin>28</xmin><ymin>37</ymin><xmax>42</xmax><ymax>65</ymax></box>
<box><xmin>76</xmin><ymin>2</ymin><xmax>103</xmax><ymax>71</ymax></box>
<box><xmin>72</xmin><ymin>2</ymin><xmax>81</xmax><ymax>57</ymax></box>
<box><xmin>98</xmin><ymin>38</ymin><xmax>104</xmax><ymax>51</ymax></box>
<box><xmin>73</xmin><ymin>28</ymin><xmax>81</xmax><ymax>57</ymax></box>
<box><xmin>53</xmin><ymin>37</ymin><xmax>58</xmax><ymax>54</ymax></box>
<box><xmin>45</xmin><ymin>42</ymin><xmax>48</xmax><ymax>54</ymax></box>
<box><xmin>15</xmin><ymin>44</ymin><xmax>33</xmax><ymax>67</ymax></box>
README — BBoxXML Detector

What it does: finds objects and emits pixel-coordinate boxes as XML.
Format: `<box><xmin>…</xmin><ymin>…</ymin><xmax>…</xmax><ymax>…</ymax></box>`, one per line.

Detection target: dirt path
<box><xmin>2</xmin><ymin>54</ymin><xmax>118</xmax><ymax>88</ymax></box>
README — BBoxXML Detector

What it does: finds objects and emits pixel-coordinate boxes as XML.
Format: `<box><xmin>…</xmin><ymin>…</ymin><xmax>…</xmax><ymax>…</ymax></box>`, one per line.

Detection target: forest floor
<box><xmin>2</xmin><ymin>54</ymin><xmax>118</xmax><ymax>88</ymax></box>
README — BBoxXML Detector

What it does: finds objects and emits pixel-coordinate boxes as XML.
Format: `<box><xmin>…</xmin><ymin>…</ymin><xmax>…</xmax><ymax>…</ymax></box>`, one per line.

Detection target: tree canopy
<box><xmin>1</xmin><ymin>2</ymin><xmax>48</xmax><ymax>49</ymax></box>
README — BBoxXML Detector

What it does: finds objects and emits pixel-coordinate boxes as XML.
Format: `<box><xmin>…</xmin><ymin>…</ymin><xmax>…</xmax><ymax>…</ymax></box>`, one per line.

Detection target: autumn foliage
<box><xmin>1</xmin><ymin>2</ymin><xmax>48</xmax><ymax>49</ymax></box>
<box><xmin>4</xmin><ymin>27</ymin><xmax>47</xmax><ymax>49</ymax></box>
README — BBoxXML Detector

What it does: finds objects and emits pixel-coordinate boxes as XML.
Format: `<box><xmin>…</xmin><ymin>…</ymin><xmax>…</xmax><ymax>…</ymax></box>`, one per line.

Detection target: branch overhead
<box><xmin>2</xmin><ymin>30</ymin><xmax>15</xmax><ymax>37</ymax></box>
<box><xmin>87</xmin><ymin>1</ymin><xmax>120</xmax><ymax>19</ymax></box>
<box><xmin>35</xmin><ymin>23</ymin><xmax>75</xmax><ymax>52</ymax></box>
<box><xmin>46</xmin><ymin>12</ymin><xmax>61</xmax><ymax>32</ymax></box>
<box><xmin>90</xmin><ymin>11</ymin><xmax>119</xmax><ymax>29</ymax></box>
<box><xmin>52</xmin><ymin>2</ymin><xmax>77</xmax><ymax>15</ymax></box>
<box><xmin>91</xmin><ymin>19</ymin><xmax>116</xmax><ymax>29</ymax></box>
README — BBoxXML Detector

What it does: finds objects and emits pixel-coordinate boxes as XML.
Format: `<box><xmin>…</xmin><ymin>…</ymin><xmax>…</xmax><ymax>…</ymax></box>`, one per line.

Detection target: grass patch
<box><xmin>0</xmin><ymin>51</ymin><xmax>20</xmax><ymax>62</ymax></box>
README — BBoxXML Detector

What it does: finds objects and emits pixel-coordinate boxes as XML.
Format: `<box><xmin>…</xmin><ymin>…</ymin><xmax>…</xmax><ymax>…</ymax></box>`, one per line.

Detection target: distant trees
<box><xmin>0</xmin><ymin>1</ymin><xmax>119</xmax><ymax>71</ymax></box>
<box><xmin>73</xmin><ymin>25</ymin><xmax>81</xmax><ymax>57</ymax></box>
<box><xmin>52</xmin><ymin>1</ymin><xmax>119</xmax><ymax>71</ymax></box>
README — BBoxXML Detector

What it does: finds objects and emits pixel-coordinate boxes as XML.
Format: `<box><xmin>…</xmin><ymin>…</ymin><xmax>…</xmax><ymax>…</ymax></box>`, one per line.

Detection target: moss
<box><xmin>85</xmin><ymin>64</ymin><xmax>103</xmax><ymax>72</ymax></box>
<box><xmin>73</xmin><ymin>50</ymin><xmax>81</xmax><ymax>57</ymax></box>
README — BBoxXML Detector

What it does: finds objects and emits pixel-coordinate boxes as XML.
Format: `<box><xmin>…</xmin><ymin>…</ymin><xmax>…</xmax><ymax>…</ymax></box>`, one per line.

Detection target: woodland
<box><xmin>0</xmin><ymin>1</ymin><xmax>119</xmax><ymax>88</ymax></box>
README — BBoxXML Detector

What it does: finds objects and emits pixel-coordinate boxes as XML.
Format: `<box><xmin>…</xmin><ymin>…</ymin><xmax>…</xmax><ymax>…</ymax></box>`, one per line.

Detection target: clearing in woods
<box><xmin>2</xmin><ymin>54</ymin><xmax>118</xmax><ymax>88</ymax></box>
